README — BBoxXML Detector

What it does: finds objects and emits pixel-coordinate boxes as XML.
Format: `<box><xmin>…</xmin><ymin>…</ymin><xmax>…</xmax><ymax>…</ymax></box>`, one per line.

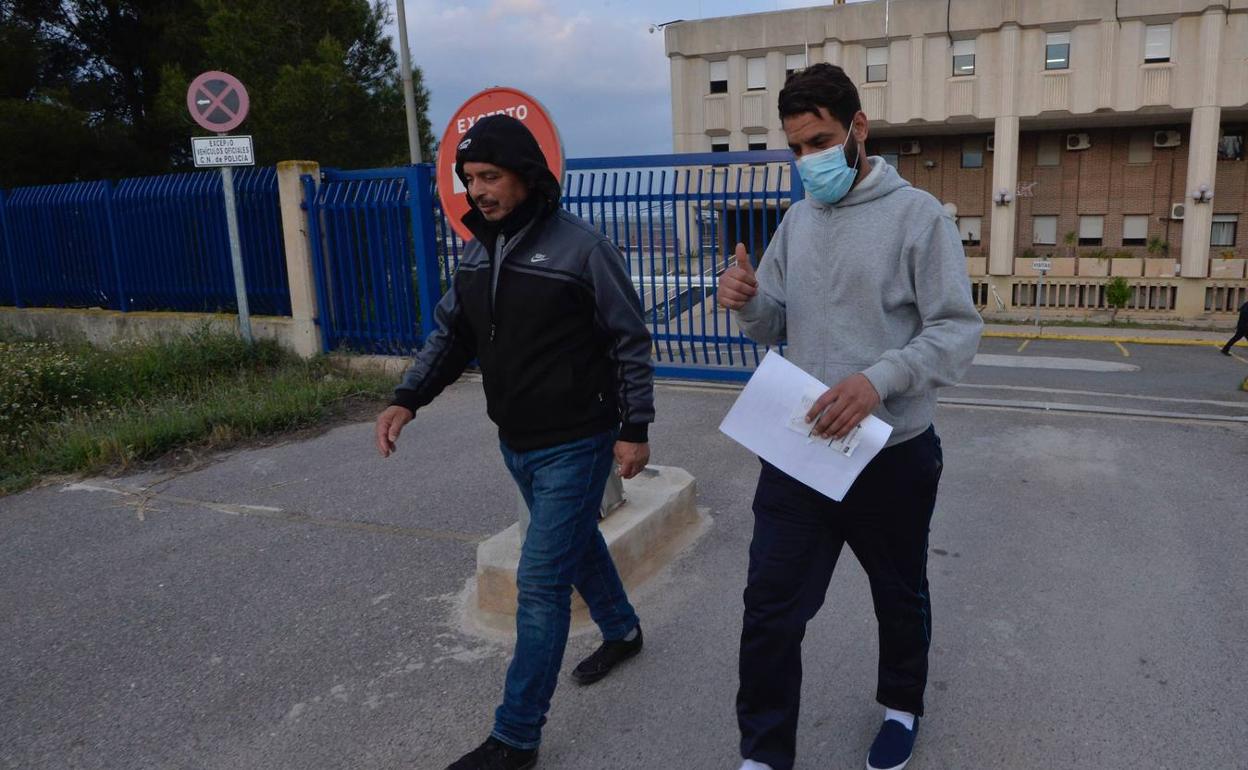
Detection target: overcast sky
<box><xmin>396</xmin><ymin>0</ymin><xmax>869</xmax><ymax>159</ymax></box>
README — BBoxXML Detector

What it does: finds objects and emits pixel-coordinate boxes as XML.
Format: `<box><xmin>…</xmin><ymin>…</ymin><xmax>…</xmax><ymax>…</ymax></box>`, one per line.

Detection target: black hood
<box><xmin>455</xmin><ymin>114</ymin><xmax>562</xmax><ymax>238</ymax></box>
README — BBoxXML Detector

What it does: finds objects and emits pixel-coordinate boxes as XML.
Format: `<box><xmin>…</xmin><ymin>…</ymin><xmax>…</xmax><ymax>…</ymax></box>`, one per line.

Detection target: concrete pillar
<box><xmin>1181</xmin><ymin>106</ymin><xmax>1221</xmax><ymax>279</ymax></box>
<box><xmin>669</xmin><ymin>54</ymin><xmax>689</xmax><ymax>153</ymax></box>
<box><xmin>909</xmin><ymin>35</ymin><xmax>925</xmax><ymax>122</ymax></box>
<box><xmin>1179</xmin><ymin>7</ymin><xmax>1226</xmax><ymax>281</ymax></box>
<box><xmin>989</xmin><ymin>116</ymin><xmax>1020</xmax><ymax>277</ymax></box>
<box><xmin>276</xmin><ymin>160</ymin><xmax>322</xmax><ymax>358</ymax></box>
<box><xmin>989</xmin><ymin>24</ymin><xmax>1020</xmax><ymax>278</ymax></box>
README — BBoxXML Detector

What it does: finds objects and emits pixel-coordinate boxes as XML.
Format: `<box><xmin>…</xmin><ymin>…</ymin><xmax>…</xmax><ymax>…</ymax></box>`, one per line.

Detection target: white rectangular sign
<box><xmin>191</xmin><ymin>135</ymin><xmax>254</xmax><ymax>168</ymax></box>
<box><xmin>1031</xmin><ymin>260</ymin><xmax>1053</xmax><ymax>272</ymax></box>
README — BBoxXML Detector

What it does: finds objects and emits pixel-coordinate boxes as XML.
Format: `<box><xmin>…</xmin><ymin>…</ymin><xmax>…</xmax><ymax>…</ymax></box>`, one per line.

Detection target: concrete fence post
<box><xmin>276</xmin><ymin>160</ymin><xmax>323</xmax><ymax>358</ymax></box>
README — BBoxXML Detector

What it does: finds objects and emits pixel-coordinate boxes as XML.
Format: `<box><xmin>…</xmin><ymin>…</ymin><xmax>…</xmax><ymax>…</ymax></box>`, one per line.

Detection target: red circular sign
<box><xmin>436</xmin><ymin>87</ymin><xmax>565</xmax><ymax>242</ymax></box>
<box><xmin>186</xmin><ymin>71</ymin><xmax>250</xmax><ymax>133</ymax></box>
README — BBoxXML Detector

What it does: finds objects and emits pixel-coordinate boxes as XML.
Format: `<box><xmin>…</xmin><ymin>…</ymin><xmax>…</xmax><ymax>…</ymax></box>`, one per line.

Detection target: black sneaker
<box><xmin>446</xmin><ymin>736</ymin><xmax>537</xmax><ymax>770</ymax></box>
<box><xmin>1222</xmin><ymin>348</ymin><xmax>1233</xmax><ymax>356</ymax></box>
<box><xmin>570</xmin><ymin>625</ymin><xmax>643</xmax><ymax>685</ymax></box>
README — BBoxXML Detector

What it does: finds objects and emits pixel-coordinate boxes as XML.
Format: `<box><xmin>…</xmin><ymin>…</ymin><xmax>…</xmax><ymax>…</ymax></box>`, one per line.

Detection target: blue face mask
<box><xmin>796</xmin><ymin>136</ymin><xmax>860</xmax><ymax>205</ymax></box>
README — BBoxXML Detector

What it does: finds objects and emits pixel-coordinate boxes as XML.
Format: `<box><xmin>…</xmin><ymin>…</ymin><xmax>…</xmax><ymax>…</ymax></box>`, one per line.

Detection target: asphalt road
<box><xmin>2</xmin><ymin>338</ymin><xmax>1246</xmax><ymax>770</ymax></box>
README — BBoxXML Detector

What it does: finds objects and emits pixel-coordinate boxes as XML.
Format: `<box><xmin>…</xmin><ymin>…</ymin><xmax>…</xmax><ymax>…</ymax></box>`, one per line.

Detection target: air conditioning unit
<box><xmin>1169</xmin><ymin>202</ymin><xmax>1186</xmax><ymax>220</ymax></box>
<box><xmin>899</xmin><ymin>140</ymin><xmax>922</xmax><ymax>155</ymax></box>
<box><xmin>986</xmin><ymin>135</ymin><xmax>995</xmax><ymax>152</ymax></box>
<box><xmin>1154</xmin><ymin>130</ymin><xmax>1182</xmax><ymax>148</ymax></box>
<box><xmin>1066</xmin><ymin>133</ymin><xmax>1091</xmax><ymax>151</ymax></box>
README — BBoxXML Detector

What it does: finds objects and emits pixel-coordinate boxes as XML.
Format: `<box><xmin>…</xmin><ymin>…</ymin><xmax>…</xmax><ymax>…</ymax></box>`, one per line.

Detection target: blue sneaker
<box><xmin>866</xmin><ymin>716</ymin><xmax>919</xmax><ymax>770</ymax></box>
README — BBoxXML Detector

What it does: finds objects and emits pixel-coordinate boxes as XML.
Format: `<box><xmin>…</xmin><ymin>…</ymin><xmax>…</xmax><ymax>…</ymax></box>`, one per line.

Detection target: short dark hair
<box><xmin>778</xmin><ymin>63</ymin><xmax>861</xmax><ymax>130</ymax></box>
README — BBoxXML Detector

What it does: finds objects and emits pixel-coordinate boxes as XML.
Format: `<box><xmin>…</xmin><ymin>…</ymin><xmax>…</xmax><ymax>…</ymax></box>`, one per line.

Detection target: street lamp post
<box><xmin>395</xmin><ymin>0</ymin><xmax>422</xmax><ymax>164</ymax></box>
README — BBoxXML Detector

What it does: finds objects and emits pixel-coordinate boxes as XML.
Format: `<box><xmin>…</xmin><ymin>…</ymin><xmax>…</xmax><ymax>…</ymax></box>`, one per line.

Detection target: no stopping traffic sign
<box><xmin>186</xmin><ymin>71</ymin><xmax>250</xmax><ymax>133</ymax></box>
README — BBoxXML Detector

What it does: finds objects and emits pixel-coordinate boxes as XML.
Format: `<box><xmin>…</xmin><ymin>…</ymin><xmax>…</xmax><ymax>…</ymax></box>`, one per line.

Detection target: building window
<box><xmin>952</xmin><ymin>39</ymin><xmax>976</xmax><ymax>77</ymax></box>
<box><xmin>1033</xmin><ymin>216</ymin><xmax>1058</xmax><ymax>246</ymax></box>
<box><xmin>1037</xmin><ymin>134</ymin><xmax>1061</xmax><ymax>166</ymax></box>
<box><xmin>747</xmin><ymin>57</ymin><xmax>766</xmax><ymax>91</ymax></box>
<box><xmin>748</xmin><ymin>138</ymin><xmax>768</xmax><ymax>152</ymax></box>
<box><xmin>709</xmin><ymin>60</ymin><xmax>728</xmax><ymax>94</ymax></box>
<box><xmin>867</xmin><ymin>47</ymin><xmax>888</xmax><ymax>83</ymax></box>
<box><xmin>1218</xmin><ymin>130</ymin><xmax>1245</xmax><ymax>161</ymax></box>
<box><xmin>961</xmin><ymin>137</ymin><xmax>984</xmax><ymax>168</ymax></box>
<box><xmin>1128</xmin><ymin>131</ymin><xmax>1154</xmax><ymax>164</ymax></box>
<box><xmin>1123</xmin><ymin>215</ymin><xmax>1149</xmax><ymax>246</ymax></box>
<box><xmin>1045</xmin><ymin>32</ymin><xmax>1070</xmax><ymax>70</ymax></box>
<box><xmin>958</xmin><ymin>216</ymin><xmax>982</xmax><ymax>246</ymax></box>
<box><xmin>1145</xmin><ymin>24</ymin><xmax>1171</xmax><ymax>64</ymax></box>
<box><xmin>1079</xmin><ymin>215</ymin><xmax>1105</xmax><ymax>246</ymax></box>
<box><xmin>785</xmin><ymin>53</ymin><xmax>806</xmax><ymax>79</ymax></box>
<box><xmin>1212</xmin><ymin>215</ymin><xmax>1239</xmax><ymax>247</ymax></box>
<box><xmin>711</xmin><ymin>138</ymin><xmax>730</xmax><ymax>153</ymax></box>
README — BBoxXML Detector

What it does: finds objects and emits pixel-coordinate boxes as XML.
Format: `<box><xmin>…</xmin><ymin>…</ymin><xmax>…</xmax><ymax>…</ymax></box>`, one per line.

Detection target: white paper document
<box><xmin>719</xmin><ymin>351</ymin><xmax>893</xmax><ymax>502</ymax></box>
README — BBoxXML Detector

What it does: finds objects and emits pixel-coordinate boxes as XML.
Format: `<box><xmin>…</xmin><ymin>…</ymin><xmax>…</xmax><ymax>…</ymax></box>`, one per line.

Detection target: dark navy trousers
<box><xmin>737</xmin><ymin>426</ymin><xmax>943</xmax><ymax>770</ymax></box>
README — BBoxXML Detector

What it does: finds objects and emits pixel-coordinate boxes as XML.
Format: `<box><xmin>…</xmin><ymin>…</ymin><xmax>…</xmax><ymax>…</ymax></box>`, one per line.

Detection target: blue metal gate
<box><xmin>303</xmin><ymin>151</ymin><xmax>801</xmax><ymax>380</ymax></box>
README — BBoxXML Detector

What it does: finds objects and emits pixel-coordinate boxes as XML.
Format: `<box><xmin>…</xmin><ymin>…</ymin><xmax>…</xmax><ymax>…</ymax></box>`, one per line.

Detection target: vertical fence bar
<box><xmin>0</xmin><ymin>189</ymin><xmax>20</xmax><ymax>307</ymax></box>
<box><xmin>301</xmin><ymin>174</ymin><xmax>334</xmax><ymax>353</ymax></box>
<box><xmin>408</xmin><ymin>164</ymin><xmax>442</xmax><ymax>345</ymax></box>
<box><xmin>101</xmin><ymin>180</ymin><xmax>128</xmax><ymax>311</ymax></box>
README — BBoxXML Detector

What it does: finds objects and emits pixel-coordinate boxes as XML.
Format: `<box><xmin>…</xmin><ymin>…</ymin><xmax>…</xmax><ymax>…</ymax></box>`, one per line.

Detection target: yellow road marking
<box><xmin>1114</xmin><ymin>342</ymin><xmax>1130</xmax><ymax>358</ymax></box>
<box><xmin>983</xmin><ymin>331</ymin><xmax>1225</xmax><ymax>348</ymax></box>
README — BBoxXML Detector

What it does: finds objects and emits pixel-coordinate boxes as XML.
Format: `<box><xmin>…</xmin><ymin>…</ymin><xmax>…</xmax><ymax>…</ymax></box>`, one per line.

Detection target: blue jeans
<box><xmin>492</xmin><ymin>430</ymin><xmax>640</xmax><ymax>750</ymax></box>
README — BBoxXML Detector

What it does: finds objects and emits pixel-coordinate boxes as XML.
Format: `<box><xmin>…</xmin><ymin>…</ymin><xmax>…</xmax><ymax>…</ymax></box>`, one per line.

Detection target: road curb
<box><xmin>982</xmin><ymin>330</ymin><xmax>1235</xmax><ymax>347</ymax></box>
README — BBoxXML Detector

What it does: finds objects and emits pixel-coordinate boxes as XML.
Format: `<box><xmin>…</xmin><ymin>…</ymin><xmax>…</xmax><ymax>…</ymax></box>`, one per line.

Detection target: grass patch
<box><xmin>1</xmin><ymin>328</ymin><xmax>393</xmax><ymax>494</ymax></box>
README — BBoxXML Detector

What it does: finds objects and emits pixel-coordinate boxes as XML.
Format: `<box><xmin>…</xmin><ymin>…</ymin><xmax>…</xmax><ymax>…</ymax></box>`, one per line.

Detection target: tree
<box><xmin>0</xmin><ymin>0</ymin><xmax>434</xmax><ymax>187</ymax></box>
<box><xmin>1105</xmin><ymin>276</ymin><xmax>1131</xmax><ymax>324</ymax></box>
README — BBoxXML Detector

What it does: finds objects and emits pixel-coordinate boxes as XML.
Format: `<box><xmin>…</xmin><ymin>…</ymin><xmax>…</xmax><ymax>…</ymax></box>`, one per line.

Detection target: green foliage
<box><xmin>0</xmin><ymin>328</ymin><xmax>392</xmax><ymax>493</ymax></box>
<box><xmin>1021</xmin><ymin>248</ymin><xmax>1038</xmax><ymax>260</ymax></box>
<box><xmin>1113</xmin><ymin>250</ymin><xmax>1134</xmax><ymax>260</ymax></box>
<box><xmin>1085</xmin><ymin>248</ymin><xmax>1110</xmax><ymax>262</ymax></box>
<box><xmin>1220</xmin><ymin>250</ymin><xmax>1237</xmax><ymax>260</ymax></box>
<box><xmin>1</xmin><ymin>0</ymin><xmax>434</xmax><ymax>187</ymax></box>
<box><xmin>1105</xmin><ymin>276</ymin><xmax>1131</xmax><ymax>324</ymax></box>
<box><xmin>1146</xmin><ymin>237</ymin><xmax>1170</xmax><ymax>257</ymax></box>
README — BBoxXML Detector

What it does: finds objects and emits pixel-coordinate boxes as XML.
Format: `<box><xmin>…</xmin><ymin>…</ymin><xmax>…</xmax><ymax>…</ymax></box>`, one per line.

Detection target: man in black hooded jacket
<box><xmin>1220</xmin><ymin>301</ymin><xmax>1248</xmax><ymax>356</ymax></box>
<box><xmin>374</xmin><ymin>115</ymin><xmax>654</xmax><ymax>770</ymax></box>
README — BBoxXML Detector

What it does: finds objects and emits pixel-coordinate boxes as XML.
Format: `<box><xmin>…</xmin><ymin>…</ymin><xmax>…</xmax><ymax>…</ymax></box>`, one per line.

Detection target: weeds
<box><xmin>0</xmin><ymin>328</ymin><xmax>392</xmax><ymax>494</ymax></box>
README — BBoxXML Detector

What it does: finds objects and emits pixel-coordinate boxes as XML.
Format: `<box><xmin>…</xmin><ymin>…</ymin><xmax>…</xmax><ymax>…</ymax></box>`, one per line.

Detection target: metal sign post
<box><xmin>187</xmin><ymin>71</ymin><xmax>255</xmax><ymax>343</ymax></box>
<box><xmin>1031</xmin><ymin>259</ymin><xmax>1052</xmax><ymax>328</ymax></box>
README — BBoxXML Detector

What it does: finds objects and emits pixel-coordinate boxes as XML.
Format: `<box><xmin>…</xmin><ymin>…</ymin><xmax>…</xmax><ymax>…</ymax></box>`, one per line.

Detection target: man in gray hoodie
<box><xmin>718</xmin><ymin>63</ymin><xmax>982</xmax><ymax>770</ymax></box>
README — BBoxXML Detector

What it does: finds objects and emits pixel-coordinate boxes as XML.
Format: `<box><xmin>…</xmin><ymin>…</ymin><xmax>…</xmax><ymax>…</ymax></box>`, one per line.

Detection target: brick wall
<box><xmin>875</xmin><ymin>124</ymin><xmax>1248</xmax><ymax>262</ymax></box>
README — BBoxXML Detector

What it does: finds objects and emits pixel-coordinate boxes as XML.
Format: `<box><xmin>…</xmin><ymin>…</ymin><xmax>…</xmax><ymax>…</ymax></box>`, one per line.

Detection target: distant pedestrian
<box><xmin>374</xmin><ymin>115</ymin><xmax>654</xmax><ymax>770</ymax></box>
<box><xmin>1220</xmin><ymin>301</ymin><xmax>1248</xmax><ymax>355</ymax></box>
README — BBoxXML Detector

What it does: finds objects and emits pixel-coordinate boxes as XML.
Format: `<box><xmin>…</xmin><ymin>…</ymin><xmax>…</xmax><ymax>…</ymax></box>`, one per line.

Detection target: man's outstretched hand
<box><xmin>375</xmin><ymin>405</ymin><xmax>414</xmax><ymax>457</ymax></box>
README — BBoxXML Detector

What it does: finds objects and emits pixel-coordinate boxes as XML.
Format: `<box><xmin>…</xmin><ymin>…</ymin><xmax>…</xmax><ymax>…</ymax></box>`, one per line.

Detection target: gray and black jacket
<box><xmin>392</xmin><ymin>205</ymin><xmax>655</xmax><ymax>452</ymax></box>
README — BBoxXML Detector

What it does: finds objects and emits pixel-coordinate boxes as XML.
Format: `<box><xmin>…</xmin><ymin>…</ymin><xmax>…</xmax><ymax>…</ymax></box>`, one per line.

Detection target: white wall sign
<box><xmin>191</xmin><ymin>135</ymin><xmax>255</xmax><ymax>168</ymax></box>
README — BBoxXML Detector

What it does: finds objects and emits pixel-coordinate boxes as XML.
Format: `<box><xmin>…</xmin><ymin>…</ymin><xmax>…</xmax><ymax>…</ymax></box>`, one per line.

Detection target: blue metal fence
<box><xmin>0</xmin><ymin>167</ymin><xmax>290</xmax><ymax>315</ymax></box>
<box><xmin>304</xmin><ymin>151</ymin><xmax>799</xmax><ymax>380</ymax></box>
<box><xmin>302</xmin><ymin>165</ymin><xmax>441</xmax><ymax>354</ymax></box>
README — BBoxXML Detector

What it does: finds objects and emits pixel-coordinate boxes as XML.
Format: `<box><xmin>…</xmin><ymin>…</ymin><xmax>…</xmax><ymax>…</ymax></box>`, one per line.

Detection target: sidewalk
<box><xmin>981</xmin><ymin>322</ymin><xmax>1237</xmax><ymax>346</ymax></box>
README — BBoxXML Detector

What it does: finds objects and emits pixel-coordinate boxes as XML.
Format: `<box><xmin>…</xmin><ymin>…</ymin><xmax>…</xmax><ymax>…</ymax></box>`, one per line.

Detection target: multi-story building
<box><xmin>663</xmin><ymin>0</ymin><xmax>1248</xmax><ymax>319</ymax></box>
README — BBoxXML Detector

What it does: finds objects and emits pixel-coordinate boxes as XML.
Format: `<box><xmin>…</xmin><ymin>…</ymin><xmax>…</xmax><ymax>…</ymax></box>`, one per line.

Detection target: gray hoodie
<box><xmin>736</xmin><ymin>157</ymin><xmax>983</xmax><ymax>447</ymax></box>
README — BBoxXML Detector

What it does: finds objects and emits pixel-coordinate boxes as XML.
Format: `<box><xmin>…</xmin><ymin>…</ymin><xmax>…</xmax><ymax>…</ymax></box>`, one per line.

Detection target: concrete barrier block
<box><xmin>471</xmin><ymin>465</ymin><xmax>702</xmax><ymax>634</ymax></box>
